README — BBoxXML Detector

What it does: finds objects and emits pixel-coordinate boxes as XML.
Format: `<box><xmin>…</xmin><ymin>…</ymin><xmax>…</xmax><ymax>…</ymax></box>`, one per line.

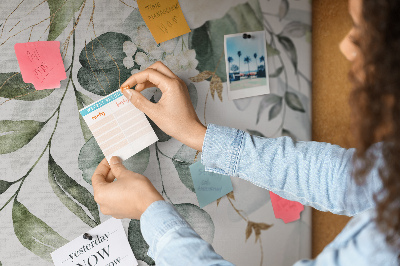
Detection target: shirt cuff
<box><xmin>201</xmin><ymin>124</ymin><xmax>245</xmax><ymax>176</ymax></box>
<box><xmin>140</xmin><ymin>200</ymin><xmax>191</xmax><ymax>259</ymax></box>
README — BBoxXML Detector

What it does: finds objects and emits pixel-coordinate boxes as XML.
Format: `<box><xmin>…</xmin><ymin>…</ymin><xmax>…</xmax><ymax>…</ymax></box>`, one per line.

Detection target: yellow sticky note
<box><xmin>137</xmin><ymin>0</ymin><xmax>191</xmax><ymax>44</ymax></box>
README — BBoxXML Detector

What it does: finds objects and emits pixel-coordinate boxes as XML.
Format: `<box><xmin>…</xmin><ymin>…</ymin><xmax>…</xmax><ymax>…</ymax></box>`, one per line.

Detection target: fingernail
<box><xmin>124</xmin><ymin>89</ymin><xmax>133</xmax><ymax>100</ymax></box>
<box><xmin>110</xmin><ymin>156</ymin><xmax>122</xmax><ymax>165</ymax></box>
<box><xmin>121</xmin><ymin>85</ymin><xmax>130</xmax><ymax>92</ymax></box>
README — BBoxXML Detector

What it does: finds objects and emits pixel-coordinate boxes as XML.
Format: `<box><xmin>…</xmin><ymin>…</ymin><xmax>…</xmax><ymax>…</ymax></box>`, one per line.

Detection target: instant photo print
<box><xmin>224</xmin><ymin>31</ymin><xmax>270</xmax><ymax>100</ymax></box>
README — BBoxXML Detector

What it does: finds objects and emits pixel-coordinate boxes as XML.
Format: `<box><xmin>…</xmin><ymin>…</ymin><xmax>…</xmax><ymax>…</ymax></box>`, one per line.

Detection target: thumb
<box><xmin>122</xmin><ymin>89</ymin><xmax>155</xmax><ymax>115</ymax></box>
<box><xmin>109</xmin><ymin>156</ymin><xmax>128</xmax><ymax>178</ymax></box>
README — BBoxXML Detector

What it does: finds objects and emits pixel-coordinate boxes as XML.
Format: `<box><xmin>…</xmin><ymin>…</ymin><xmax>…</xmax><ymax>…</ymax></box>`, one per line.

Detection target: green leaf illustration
<box><xmin>279</xmin><ymin>0</ymin><xmax>289</xmax><ymax>21</ymax></box>
<box><xmin>282</xmin><ymin>128</ymin><xmax>297</xmax><ymax>141</ymax></box>
<box><xmin>75</xmin><ymin>90</ymin><xmax>94</xmax><ymax>142</ymax></box>
<box><xmin>269</xmin><ymin>99</ymin><xmax>283</xmax><ymax>120</ymax></box>
<box><xmin>128</xmin><ymin>219</ymin><xmax>155</xmax><ymax>265</ymax></box>
<box><xmin>172</xmin><ymin>144</ymin><xmax>198</xmax><ymax>192</ymax></box>
<box><xmin>189</xmin><ymin>2</ymin><xmax>263</xmax><ymax>82</ymax></box>
<box><xmin>256</xmin><ymin>94</ymin><xmax>282</xmax><ymax>124</ymax></box>
<box><xmin>79</xmin><ymin>32</ymin><xmax>131</xmax><ymax>70</ymax></box>
<box><xmin>47</xmin><ymin>0</ymin><xmax>85</xmax><ymax>41</ymax></box>
<box><xmin>48</xmin><ymin>154</ymin><xmax>100</xmax><ymax>227</ymax></box>
<box><xmin>0</xmin><ymin>120</ymin><xmax>44</xmax><ymax>154</ymax></box>
<box><xmin>12</xmin><ymin>200</ymin><xmax>68</xmax><ymax>261</ymax></box>
<box><xmin>78</xmin><ymin>63</ymin><xmax>132</xmax><ymax>96</ymax></box>
<box><xmin>175</xmin><ymin>203</ymin><xmax>215</xmax><ymax>243</ymax></box>
<box><xmin>78</xmin><ymin>137</ymin><xmax>150</xmax><ymax>184</ymax></box>
<box><xmin>77</xmin><ymin>32</ymin><xmax>132</xmax><ymax>96</ymax></box>
<box><xmin>0</xmin><ymin>180</ymin><xmax>12</xmax><ymax>194</ymax></box>
<box><xmin>266</xmin><ymin>42</ymin><xmax>280</xmax><ymax>57</ymax></box>
<box><xmin>0</xmin><ymin>73</ymin><xmax>53</xmax><ymax>101</ymax></box>
<box><xmin>269</xmin><ymin>66</ymin><xmax>283</xmax><ymax>78</ymax></box>
<box><xmin>285</xmin><ymin>91</ymin><xmax>305</xmax><ymax>112</ymax></box>
<box><xmin>277</xmin><ymin>35</ymin><xmax>298</xmax><ymax>73</ymax></box>
<box><xmin>247</xmin><ymin>129</ymin><xmax>265</xmax><ymax>138</ymax></box>
<box><xmin>281</xmin><ymin>21</ymin><xmax>311</xmax><ymax>38</ymax></box>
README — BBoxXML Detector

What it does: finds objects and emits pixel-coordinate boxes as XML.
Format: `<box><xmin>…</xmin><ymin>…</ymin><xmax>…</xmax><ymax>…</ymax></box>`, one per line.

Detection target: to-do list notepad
<box><xmin>79</xmin><ymin>90</ymin><xmax>158</xmax><ymax>161</ymax></box>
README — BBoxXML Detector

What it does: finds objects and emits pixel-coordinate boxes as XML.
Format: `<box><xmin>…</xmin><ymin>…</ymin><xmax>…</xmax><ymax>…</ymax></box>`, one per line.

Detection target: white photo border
<box><xmin>224</xmin><ymin>31</ymin><xmax>270</xmax><ymax>100</ymax></box>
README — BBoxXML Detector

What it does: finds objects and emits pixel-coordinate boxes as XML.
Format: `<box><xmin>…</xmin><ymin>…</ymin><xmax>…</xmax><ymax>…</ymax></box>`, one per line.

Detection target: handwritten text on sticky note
<box><xmin>189</xmin><ymin>161</ymin><xmax>233</xmax><ymax>208</ymax></box>
<box><xmin>79</xmin><ymin>90</ymin><xmax>158</xmax><ymax>162</ymax></box>
<box><xmin>269</xmin><ymin>192</ymin><xmax>304</xmax><ymax>223</ymax></box>
<box><xmin>14</xmin><ymin>41</ymin><xmax>66</xmax><ymax>90</ymax></box>
<box><xmin>137</xmin><ymin>0</ymin><xmax>191</xmax><ymax>44</ymax></box>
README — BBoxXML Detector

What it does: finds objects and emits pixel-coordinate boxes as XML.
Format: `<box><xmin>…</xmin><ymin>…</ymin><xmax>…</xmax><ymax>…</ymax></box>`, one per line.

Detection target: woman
<box><xmin>91</xmin><ymin>0</ymin><xmax>400</xmax><ymax>264</ymax></box>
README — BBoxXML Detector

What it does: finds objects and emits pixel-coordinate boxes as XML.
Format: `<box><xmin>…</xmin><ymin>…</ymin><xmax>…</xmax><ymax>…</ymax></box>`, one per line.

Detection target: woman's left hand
<box><xmin>91</xmin><ymin>157</ymin><xmax>164</xmax><ymax>219</ymax></box>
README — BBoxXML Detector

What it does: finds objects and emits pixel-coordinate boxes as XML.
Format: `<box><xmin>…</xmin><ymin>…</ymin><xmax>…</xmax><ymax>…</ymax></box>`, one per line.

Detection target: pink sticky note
<box><xmin>14</xmin><ymin>41</ymin><xmax>67</xmax><ymax>90</ymax></box>
<box><xmin>270</xmin><ymin>191</ymin><xmax>304</xmax><ymax>223</ymax></box>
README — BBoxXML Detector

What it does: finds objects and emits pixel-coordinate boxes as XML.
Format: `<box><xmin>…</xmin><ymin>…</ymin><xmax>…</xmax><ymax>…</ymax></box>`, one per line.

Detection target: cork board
<box><xmin>312</xmin><ymin>0</ymin><xmax>353</xmax><ymax>257</ymax></box>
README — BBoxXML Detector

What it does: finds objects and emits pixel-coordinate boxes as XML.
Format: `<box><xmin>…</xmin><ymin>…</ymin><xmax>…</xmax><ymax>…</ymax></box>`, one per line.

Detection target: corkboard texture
<box><xmin>312</xmin><ymin>0</ymin><xmax>354</xmax><ymax>258</ymax></box>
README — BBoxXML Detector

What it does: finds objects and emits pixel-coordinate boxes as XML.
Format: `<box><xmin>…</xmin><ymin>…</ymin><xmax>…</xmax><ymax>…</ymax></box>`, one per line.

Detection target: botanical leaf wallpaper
<box><xmin>0</xmin><ymin>0</ymin><xmax>311</xmax><ymax>265</ymax></box>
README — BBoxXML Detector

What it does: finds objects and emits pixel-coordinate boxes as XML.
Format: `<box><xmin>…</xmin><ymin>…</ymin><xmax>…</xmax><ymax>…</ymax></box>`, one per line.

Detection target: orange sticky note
<box><xmin>137</xmin><ymin>0</ymin><xmax>191</xmax><ymax>44</ymax></box>
<box><xmin>270</xmin><ymin>192</ymin><xmax>304</xmax><ymax>223</ymax></box>
<box><xmin>14</xmin><ymin>41</ymin><xmax>67</xmax><ymax>90</ymax></box>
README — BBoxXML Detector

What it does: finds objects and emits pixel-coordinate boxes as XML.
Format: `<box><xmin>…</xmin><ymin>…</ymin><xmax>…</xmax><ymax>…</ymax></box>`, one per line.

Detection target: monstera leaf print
<box><xmin>77</xmin><ymin>32</ymin><xmax>133</xmax><ymax>96</ymax></box>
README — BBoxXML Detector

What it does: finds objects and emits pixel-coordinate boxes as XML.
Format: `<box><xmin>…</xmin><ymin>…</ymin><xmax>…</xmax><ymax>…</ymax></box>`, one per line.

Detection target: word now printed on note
<box><xmin>51</xmin><ymin>218</ymin><xmax>137</xmax><ymax>266</ymax></box>
<box><xmin>137</xmin><ymin>0</ymin><xmax>191</xmax><ymax>44</ymax></box>
<box><xmin>14</xmin><ymin>41</ymin><xmax>67</xmax><ymax>90</ymax></box>
<box><xmin>79</xmin><ymin>90</ymin><xmax>158</xmax><ymax>162</ymax></box>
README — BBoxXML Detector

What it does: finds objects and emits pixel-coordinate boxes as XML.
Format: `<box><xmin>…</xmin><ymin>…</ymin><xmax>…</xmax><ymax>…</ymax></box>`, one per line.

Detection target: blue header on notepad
<box><xmin>80</xmin><ymin>91</ymin><xmax>123</xmax><ymax>116</ymax></box>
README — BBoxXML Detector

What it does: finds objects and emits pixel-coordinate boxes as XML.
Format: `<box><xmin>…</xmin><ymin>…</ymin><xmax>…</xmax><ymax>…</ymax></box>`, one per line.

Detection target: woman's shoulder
<box><xmin>319</xmin><ymin>209</ymin><xmax>399</xmax><ymax>265</ymax></box>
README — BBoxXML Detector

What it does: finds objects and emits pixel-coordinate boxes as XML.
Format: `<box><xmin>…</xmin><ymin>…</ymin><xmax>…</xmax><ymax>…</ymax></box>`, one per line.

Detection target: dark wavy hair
<box><xmin>350</xmin><ymin>0</ymin><xmax>400</xmax><ymax>253</ymax></box>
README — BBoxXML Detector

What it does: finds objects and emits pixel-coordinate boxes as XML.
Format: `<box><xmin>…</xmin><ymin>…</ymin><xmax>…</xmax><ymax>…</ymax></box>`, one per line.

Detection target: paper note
<box><xmin>269</xmin><ymin>192</ymin><xmax>304</xmax><ymax>223</ymax></box>
<box><xmin>14</xmin><ymin>41</ymin><xmax>67</xmax><ymax>90</ymax></box>
<box><xmin>51</xmin><ymin>218</ymin><xmax>137</xmax><ymax>266</ymax></box>
<box><xmin>137</xmin><ymin>0</ymin><xmax>191</xmax><ymax>44</ymax></box>
<box><xmin>189</xmin><ymin>161</ymin><xmax>233</xmax><ymax>208</ymax></box>
<box><xmin>79</xmin><ymin>90</ymin><xmax>158</xmax><ymax>162</ymax></box>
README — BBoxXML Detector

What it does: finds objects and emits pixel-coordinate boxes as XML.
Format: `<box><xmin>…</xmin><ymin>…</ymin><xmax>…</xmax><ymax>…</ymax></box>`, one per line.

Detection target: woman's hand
<box><xmin>120</xmin><ymin>61</ymin><xmax>206</xmax><ymax>151</ymax></box>
<box><xmin>92</xmin><ymin>157</ymin><xmax>164</xmax><ymax>220</ymax></box>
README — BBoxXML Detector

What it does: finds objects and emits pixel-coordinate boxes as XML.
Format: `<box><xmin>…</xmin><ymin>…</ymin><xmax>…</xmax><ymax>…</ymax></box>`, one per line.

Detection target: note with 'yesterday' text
<box><xmin>51</xmin><ymin>218</ymin><xmax>137</xmax><ymax>266</ymax></box>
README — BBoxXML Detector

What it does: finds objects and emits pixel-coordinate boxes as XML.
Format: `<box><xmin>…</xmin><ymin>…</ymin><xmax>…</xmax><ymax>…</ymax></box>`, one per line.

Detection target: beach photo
<box><xmin>224</xmin><ymin>31</ymin><xmax>270</xmax><ymax>100</ymax></box>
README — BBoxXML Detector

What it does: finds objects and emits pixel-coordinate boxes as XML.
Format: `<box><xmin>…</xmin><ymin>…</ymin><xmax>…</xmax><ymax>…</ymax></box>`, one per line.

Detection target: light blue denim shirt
<box><xmin>140</xmin><ymin>124</ymin><xmax>399</xmax><ymax>265</ymax></box>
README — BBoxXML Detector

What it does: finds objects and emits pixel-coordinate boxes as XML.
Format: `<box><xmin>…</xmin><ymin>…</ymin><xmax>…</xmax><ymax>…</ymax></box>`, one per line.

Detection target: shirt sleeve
<box><xmin>140</xmin><ymin>200</ymin><xmax>234</xmax><ymax>266</ymax></box>
<box><xmin>201</xmin><ymin>124</ymin><xmax>383</xmax><ymax>216</ymax></box>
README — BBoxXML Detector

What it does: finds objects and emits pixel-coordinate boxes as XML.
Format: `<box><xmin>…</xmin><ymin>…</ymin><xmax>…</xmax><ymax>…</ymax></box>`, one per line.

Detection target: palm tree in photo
<box><xmin>253</xmin><ymin>53</ymin><xmax>258</xmax><ymax>72</ymax></box>
<box><xmin>228</xmin><ymin>56</ymin><xmax>234</xmax><ymax>73</ymax></box>
<box><xmin>260</xmin><ymin>55</ymin><xmax>266</xmax><ymax>75</ymax></box>
<box><xmin>231</xmin><ymin>64</ymin><xmax>239</xmax><ymax>72</ymax></box>
<box><xmin>237</xmin><ymin>51</ymin><xmax>242</xmax><ymax>77</ymax></box>
<box><xmin>244</xmin><ymin>56</ymin><xmax>251</xmax><ymax>77</ymax></box>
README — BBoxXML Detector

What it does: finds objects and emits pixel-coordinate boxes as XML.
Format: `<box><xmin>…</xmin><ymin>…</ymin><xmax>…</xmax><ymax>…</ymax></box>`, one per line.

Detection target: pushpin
<box><xmin>242</xmin><ymin>33</ymin><xmax>252</xmax><ymax>39</ymax></box>
<box><xmin>83</xmin><ymin>233</ymin><xmax>93</xmax><ymax>240</ymax></box>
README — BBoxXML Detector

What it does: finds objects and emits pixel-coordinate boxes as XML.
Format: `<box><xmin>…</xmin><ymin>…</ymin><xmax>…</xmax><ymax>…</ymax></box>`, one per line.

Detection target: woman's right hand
<box><xmin>120</xmin><ymin>61</ymin><xmax>206</xmax><ymax>151</ymax></box>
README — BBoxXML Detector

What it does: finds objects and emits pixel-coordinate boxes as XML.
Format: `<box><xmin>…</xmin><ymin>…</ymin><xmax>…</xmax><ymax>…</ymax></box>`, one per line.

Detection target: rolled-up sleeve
<box><xmin>201</xmin><ymin>124</ymin><xmax>381</xmax><ymax>216</ymax></box>
<box><xmin>140</xmin><ymin>200</ymin><xmax>234</xmax><ymax>265</ymax></box>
